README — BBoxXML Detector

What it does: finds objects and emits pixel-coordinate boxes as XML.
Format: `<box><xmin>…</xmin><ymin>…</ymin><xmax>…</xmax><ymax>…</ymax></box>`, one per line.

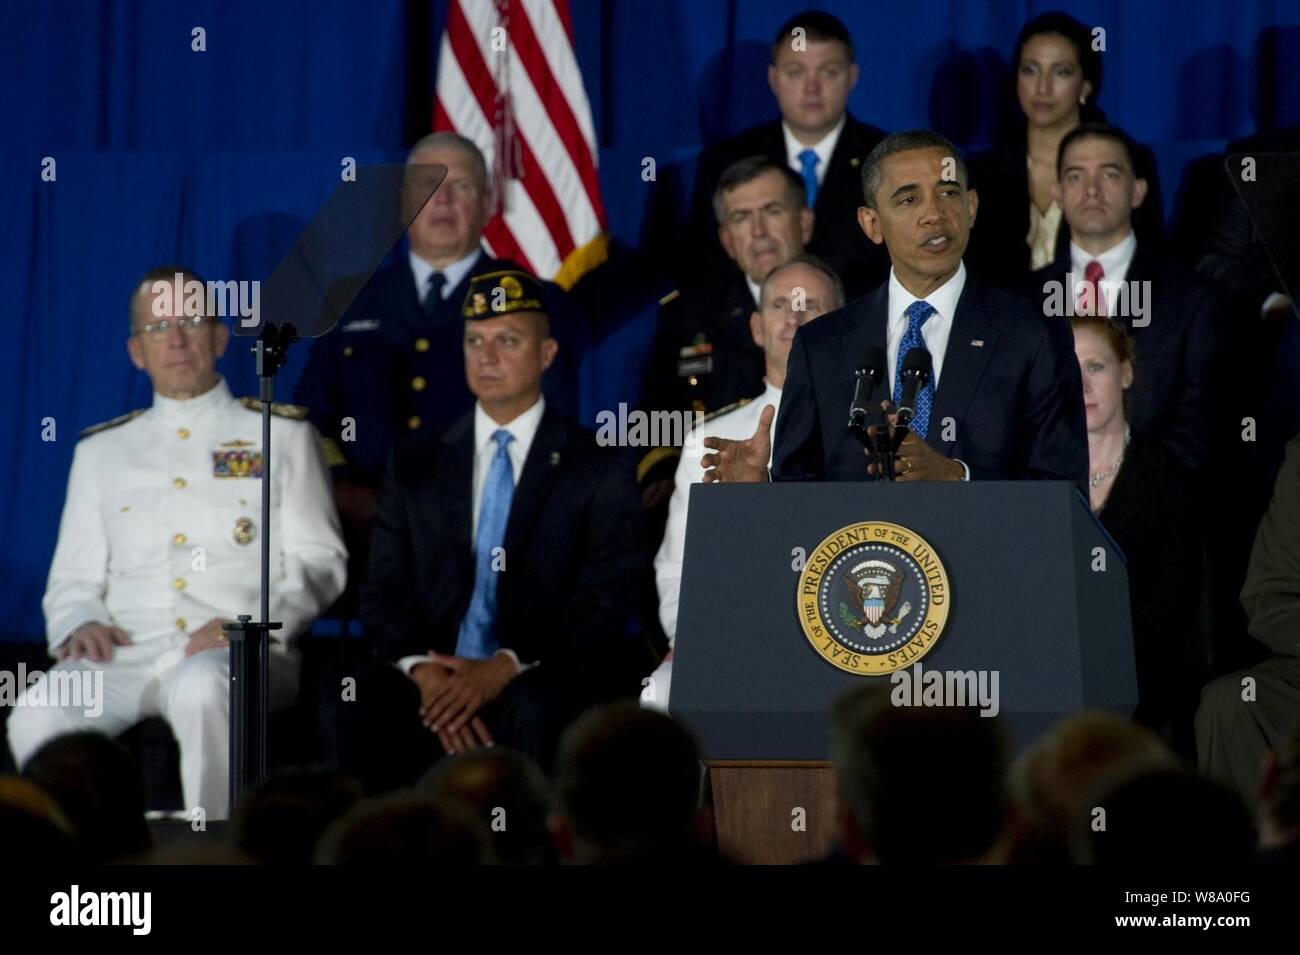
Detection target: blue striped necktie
<box><xmin>798</xmin><ymin>149</ymin><xmax>820</xmax><ymax>207</ymax></box>
<box><xmin>893</xmin><ymin>300</ymin><xmax>936</xmax><ymax>439</ymax></box>
<box><xmin>455</xmin><ymin>429</ymin><xmax>514</xmax><ymax>658</ymax></box>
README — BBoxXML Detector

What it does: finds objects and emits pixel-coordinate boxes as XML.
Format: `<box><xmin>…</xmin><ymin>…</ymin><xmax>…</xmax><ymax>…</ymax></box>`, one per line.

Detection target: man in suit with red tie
<box><xmin>352</xmin><ymin>271</ymin><xmax>648</xmax><ymax>792</ymax></box>
<box><xmin>700</xmin><ymin>129</ymin><xmax>1087</xmax><ymax>492</ymax></box>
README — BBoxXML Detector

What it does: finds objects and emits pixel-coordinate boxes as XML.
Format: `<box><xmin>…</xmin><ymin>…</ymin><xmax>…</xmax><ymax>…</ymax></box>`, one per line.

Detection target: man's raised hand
<box><xmin>700</xmin><ymin>403</ymin><xmax>775</xmax><ymax>484</ymax></box>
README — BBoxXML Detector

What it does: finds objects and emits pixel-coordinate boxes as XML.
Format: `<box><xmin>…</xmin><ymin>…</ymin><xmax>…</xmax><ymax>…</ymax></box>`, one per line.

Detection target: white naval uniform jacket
<box><xmin>42</xmin><ymin>377</ymin><xmax>347</xmax><ymax>658</ymax></box>
<box><xmin>654</xmin><ymin>380</ymin><xmax>782</xmax><ymax>644</ymax></box>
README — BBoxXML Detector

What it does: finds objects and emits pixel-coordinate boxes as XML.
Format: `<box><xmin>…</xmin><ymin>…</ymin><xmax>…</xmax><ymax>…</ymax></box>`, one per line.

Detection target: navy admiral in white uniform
<box><xmin>643</xmin><ymin>254</ymin><xmax>843</xmax><ymax>711</ymax></box>
<box><xmin>6</xmin><ymin>267</ymin><xmax>347</xmax><ymax>819</ymax></box>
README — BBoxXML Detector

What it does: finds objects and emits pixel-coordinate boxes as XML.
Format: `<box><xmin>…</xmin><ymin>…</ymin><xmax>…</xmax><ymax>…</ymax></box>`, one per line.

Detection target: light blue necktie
<box><xmin>797</xmin><ymin>148</ymin><xmax>819</xmax><ymax>207</ymax></box>
<box><xmin>893</xmin><ymin>300</ymin><xmax>936</xmax><ymax>439</ymax></box>
<box><xmin>455</xmin><ymin>429</ymin><xmax>515</xmax><ymax>658</ymax></box>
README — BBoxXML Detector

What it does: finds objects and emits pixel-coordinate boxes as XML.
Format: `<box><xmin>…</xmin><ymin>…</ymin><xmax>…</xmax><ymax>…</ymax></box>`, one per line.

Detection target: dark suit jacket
<box><xmin>1029</xmin><ymin>243</ymin><xmax>1224</xmax><ymax>469</ymax></box>
<box><xmin>1098</xmin><ymin>438</ymin><xmax>1203</xmax><ymax>729</ymax></box>
<box><xmin>294</xmin><ymin>250</ymin><xmax>581</xmax><ymax>488</ymax></box>
<box><xmin>685</xmin><ymin>113</ymin><xmax>890</xmax><ymax>298</ymax></box>
<box><xmin>966</xmin><ymin>138</ymin><xmax>1165</xmax><ymax>290</ymax></box>
<box><xmin>772</xmin><ymin>272</ymin><xmax>1088</xmax><ymax>493</ymax></box>
<box><xmin>361</xmin><ymin>406</ymin><xmax>649</xmax><ymax>698</ymax></box>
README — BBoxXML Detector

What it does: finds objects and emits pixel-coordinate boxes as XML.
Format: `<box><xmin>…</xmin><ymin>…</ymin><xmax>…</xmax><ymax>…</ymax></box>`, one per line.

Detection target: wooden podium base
<box><xmin>704</xmin><ymin>761</ymin><xmax>839</xmax><ymax>864</ymax></box>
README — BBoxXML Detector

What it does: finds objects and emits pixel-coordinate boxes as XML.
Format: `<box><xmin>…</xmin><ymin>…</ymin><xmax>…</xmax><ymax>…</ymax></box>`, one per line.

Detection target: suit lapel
<box><xmin>503</xmin><ymin>407</ymin><xmax>568</xmax><ymax>556</ymax></box>
<box><xmin>438</xmin><ymin>414</ymin><xmax>475</xmax><ymax>563</ymax></box>
<box><xmin>817</xmin><ymin>117</ymin><xmax>865</xmax><ymax>220</ymax></box>
<box><xmin>839</xmin><ymin>285</ymin><xmax>889</xmax><ymax>384</ymax></box>
<box><xmin>929</xmin><ymin>280</ymin><xmax>1000</xmax><ymax>455</ymax></box>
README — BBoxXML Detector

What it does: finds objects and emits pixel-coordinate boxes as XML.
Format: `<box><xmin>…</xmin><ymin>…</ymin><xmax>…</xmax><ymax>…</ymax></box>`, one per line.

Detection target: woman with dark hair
<box><xmin>1072</xmin><ymin>315</ymin><xmax>1202</xmax><ymax>756</ymax></box>
<box><xmin>967</xmin><ymin>11</ymin><xmax>1164</xmax><ymax>287</ymax></box>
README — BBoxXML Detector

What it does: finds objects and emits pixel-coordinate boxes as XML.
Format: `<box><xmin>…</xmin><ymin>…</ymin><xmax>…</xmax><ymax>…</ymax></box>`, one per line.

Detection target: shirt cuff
<box><xmin>396</xmin><ymin>654</ymin><xmax>428</xmax><ymax>677</ymax></box>
<box><xmin>1262</xmin><ymin>292</ymin><xmax>1291</xmax><ymax>317</ymax></box>
<box><xmin>494</xmin><ymin>648</ymin><xmax>539</xmax><ymax>674</ymax></box>
<box><xmin>956</xmin><ymin>459</ymin><xmax>970</xmax><ymax>481</ymax></box>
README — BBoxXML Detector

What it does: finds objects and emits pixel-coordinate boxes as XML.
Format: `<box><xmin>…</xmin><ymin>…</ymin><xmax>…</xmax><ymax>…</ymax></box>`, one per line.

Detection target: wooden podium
<box><xmin>705</xmin><ymin>761</ymin><xmax>837</xmax><ymax>864</ymax></box>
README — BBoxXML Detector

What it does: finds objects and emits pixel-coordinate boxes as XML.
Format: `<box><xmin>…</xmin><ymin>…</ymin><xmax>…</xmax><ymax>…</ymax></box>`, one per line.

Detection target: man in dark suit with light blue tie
<box><xmin>353</xmin><ymin>271</ymin><xmax>647</xmax><ymax>792</ymax></box>
<box><xmin>701</xmin><ymin>129</ymin><xmax>1088</xmax><ymax>493</ymax></box>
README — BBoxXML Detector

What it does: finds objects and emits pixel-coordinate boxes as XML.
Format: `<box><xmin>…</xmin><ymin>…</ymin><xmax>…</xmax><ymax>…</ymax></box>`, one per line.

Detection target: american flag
<box><xmin>434</xmin><ymin>0</ymin><xmax>608</xmax><ymax>289</ymax></box>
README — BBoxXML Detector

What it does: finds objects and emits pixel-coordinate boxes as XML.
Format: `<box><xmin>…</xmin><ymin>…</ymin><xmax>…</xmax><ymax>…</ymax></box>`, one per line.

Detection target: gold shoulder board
<box><xmin>239</xmin><ymin>397</ymin><xmax>308</xmax><ymax>420</ymax></box>
<box><xmin>698</xmin><ymin>397</ymin><xmax>753</xmax><ymax>425</ymax></box>
<box><xmin>78</xmin><ymin>408</ymin><xmax>145</xmax><ymax>438</ymax></box>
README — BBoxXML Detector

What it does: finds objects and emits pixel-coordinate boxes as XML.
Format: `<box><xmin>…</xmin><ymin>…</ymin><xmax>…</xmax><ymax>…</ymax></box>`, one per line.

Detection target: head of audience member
<box><xmin>0</xmin><ymin>776</ymin><xmax>78</xmax><ymax>859</ymax></box>
<box><xmin>752</xmin><ymin>254</ymin><xmax>844</xmax><ymax>388</ymax></box>
<box><xmin>21</xmin><ymin>731</ymin><xmax>151</xmax><ymax>863</ymax></box>
<box><xmin>1053</xmin><ymin>124</ymin><xmax>1148</xmax><ymax>255</ymax></box>
<box><xmin>461</xmin><ymin>269</ymin><xmax>558</xmax><ymax>425</ymax></box>
<box><xmin>1007</xmin><ymin>710</ymin><xmax>1177</xmax><ymax>864</ymax></box>
<box><xmin>127</xmin><ymin>265</ymin><xmax>228</xmax><ymax>401</ymax></box>
<box><xmin>551</xmin><ymin>703</ymin><xmax>709</xmax><ymax>864</ymax></box>
<box><xmin>830</xmin><ymin>686</ymin><xmax>1010</xmax><ymax>864</ymax></box>
<box><xmin>1257</xmin><ymin>719</ymin><xmax>1300</xmax><ymax>857</ymax></box>
<box><xmin>1070</xmin><ymin>766</ymin><xmax>1255</xmax><ymax>865</ymax></box>
<box><xmin>229</xmin><ymin>767</ymin><xmax>365</xmax><ymax>865</ymax></box>
<box><xmin>314</xmin><ymin>793</ymin><xmax>493</xmax><ymax>864</ymax></box>
<box><xmin>1071</xmin><ymin>316</ymin><xmax>1133</xmax><ymax>438</ymax></box>
<box><xmin>714</xmin><ymin>157</ymin><xmax>813</xmax><ymax>286</ymax></box>
<box><xmin>406</xmin><ymin>131</ymin><xmax>493</xmax><ymax>268</ymax></box>
<box><xmin>1013</xmin><ymin>11</ymin><xmax>1101</xmax><ymax>132</ymax></box>
<box><xmin>418</xmin><ymin>749</ymin><xmax>554</xmax><ymax>865</ymax></box>
<box><xmin>857</xmin><ymin>130</ymin><xmax>977</xmax><ymax>298</ymax></box>
<box><xmin>767</xmin><ymin>10</ymin><xmax>859</xmax><ymax>144</ymax></box>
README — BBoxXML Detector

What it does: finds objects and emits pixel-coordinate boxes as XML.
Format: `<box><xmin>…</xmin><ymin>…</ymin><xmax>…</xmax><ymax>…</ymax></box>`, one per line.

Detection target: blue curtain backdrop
<box><xmin>2</xmin><ymin>0</ymin><xmax>1297</xmax><ymax>641</ymax></box>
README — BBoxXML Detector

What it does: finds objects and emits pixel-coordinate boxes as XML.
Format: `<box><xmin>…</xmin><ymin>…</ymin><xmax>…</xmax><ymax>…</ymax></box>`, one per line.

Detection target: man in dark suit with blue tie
<box><xmin>352</xmin><ymin>271</ymin><xmax>647</xmax><ymax>791</ymax></box>
<box><xmin>294</xmin><ymin>132</ymin><xmax>581</xmax><ymax>608</ymax></box>
<box><xmin>700</xmin><ymin>129</ymin><xmax>1088</xmax><ymax>492</ymax></box>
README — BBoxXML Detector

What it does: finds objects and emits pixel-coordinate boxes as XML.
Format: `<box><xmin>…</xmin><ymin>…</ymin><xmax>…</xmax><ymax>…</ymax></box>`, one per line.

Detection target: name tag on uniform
<box><xmin>213</xmin><ymin>448</ymin><xmax>264</xmax><ymax>479</ymax></box>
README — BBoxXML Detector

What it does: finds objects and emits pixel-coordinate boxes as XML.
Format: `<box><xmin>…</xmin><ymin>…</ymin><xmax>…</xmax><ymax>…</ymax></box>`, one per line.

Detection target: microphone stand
<box><xmin>223</xmin><ymin>320</ymin><xmax>296</xmax><ymax>807</ymax></box>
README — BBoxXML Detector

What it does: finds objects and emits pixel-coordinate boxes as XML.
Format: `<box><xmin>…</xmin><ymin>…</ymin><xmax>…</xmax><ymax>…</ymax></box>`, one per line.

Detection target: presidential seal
<box><xmin>796</xmin><ymin>521</ymin><xmax>951</xmax><ymax>675</ymax></box>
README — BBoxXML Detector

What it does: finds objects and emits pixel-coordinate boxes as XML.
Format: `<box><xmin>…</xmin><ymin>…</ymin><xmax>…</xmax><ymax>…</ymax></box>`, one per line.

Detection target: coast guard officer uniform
<box><xmin>6</xmin><ymin>377</ymin><xmax>347</xmax><ymax>818</ymax></box>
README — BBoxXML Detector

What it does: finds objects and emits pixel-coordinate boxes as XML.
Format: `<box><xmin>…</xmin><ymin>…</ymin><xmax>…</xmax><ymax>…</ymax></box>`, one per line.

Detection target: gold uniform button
<box><xmin>343</xmin><ymin>346</ymin><xmax>354</xmax><ymax>357</ymax></box>
<box><xmin>415</xmin><ymin>338</ymin><xmax>430</xmax><ymax>352</ymax></box>
<box><xmin>411</xmin><ymin>376</ymin><xmax>427</xmax><ymax>392</ymax></box>
<box><xmin>173</xmin><ymin>533</ymin><xmax>187</xmax><ymax>546</ymax></box>
<box><xmin>407</xmin><ymin>415</ymin><xmax>422</xmax><ymax>430</ymax></box>
<box><xmin>688</xmin><ymin>375</ymin><xmax>699</xmax><ymax>387</ymax></box>
<box><xmin>173</xmin><ymin>577</ymin><xmax>186</xmax><ymax>590</ymax></box>
<box><xmin>173</xmin><ymin>477</ymin><xmax>187</xmax><ymax>489</ymax></box>
<box><xmin>177</xmin><ymin>427</ymin><xmax>190</xmax><ymax>440</ymax></box>
<box><xmin>176</xmin><ymin>618</ymin><xmax>187</xmax><ymax>632</ymax></box>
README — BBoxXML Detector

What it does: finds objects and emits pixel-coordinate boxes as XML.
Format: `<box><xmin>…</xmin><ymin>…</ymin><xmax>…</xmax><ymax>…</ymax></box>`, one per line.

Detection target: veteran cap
<box><xmin>461</xmin><ymin>269</ymin><xmax>548</xmax><ymax>320</ymax></box>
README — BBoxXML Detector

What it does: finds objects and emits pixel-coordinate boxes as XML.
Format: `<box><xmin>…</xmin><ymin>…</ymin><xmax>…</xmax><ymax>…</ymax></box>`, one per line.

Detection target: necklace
<box><xmin>1090</xmin><ymin>425</ymin><xmax>1131</xmax><ymax>488</ymax></box>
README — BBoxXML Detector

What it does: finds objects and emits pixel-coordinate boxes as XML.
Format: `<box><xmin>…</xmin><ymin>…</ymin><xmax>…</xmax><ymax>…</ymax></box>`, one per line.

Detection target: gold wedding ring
<box><xmin>900</xmin><ymin>458</ymin><xmax>914</xmax><ymax>475</ymax></box>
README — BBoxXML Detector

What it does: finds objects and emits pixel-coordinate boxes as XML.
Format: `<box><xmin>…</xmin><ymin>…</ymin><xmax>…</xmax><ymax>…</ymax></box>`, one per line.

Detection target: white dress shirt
<box><xmin>42</xmin><ymin>377</ymin><xmax>347</xmax><ymax>656</ymax></box>
<box><xmin>409</xmin><ymin>246</ymin><xmax>483</xmax><ymax>304</ymax></box>
<box><xmin>1069</xmin><ymin>231</ymin><xmax>1137</xmax><ymax>315</ymax></box>
<box><xmin>745</xmin><ymin>276</ymin><xmax>761</xmax><ymax>310</ymax></box>
<box><xmin>886</xmin><ymin>261</ymin><xmax>966</xmax><ymax>393</ymax></box>
<box><xmin>782</xmin><ymin>115</ymin><xmax>846</xmax><ymax>188</ymax></box>
<box><xmin>397</xmin><ymin>396</ymin><xmax>545</xmax><ymax>676</ymax></box>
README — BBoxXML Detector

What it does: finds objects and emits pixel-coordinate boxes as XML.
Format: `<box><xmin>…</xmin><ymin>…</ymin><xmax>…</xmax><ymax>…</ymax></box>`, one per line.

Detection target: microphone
<box><xmin>895</xmin><ymin>347</ymin><xmax>933</xmax><ymax>429</ymax></box>
<box><xmin>847</xmin><ymin>346</ymin><xmax>888</xmax><ymax>444</ymax></box>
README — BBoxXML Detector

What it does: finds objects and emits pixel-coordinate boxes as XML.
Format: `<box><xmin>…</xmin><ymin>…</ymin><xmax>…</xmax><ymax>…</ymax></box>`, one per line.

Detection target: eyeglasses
<box><xmin>137</xmin><ymin>315</ymin><xmax>212</xmax><ymax>337</ymax></box>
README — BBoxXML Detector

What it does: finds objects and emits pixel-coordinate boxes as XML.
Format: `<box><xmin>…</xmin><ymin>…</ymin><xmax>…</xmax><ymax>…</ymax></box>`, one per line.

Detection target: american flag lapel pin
<box><xmin>971</xmin><ymin>339</ymin><xmax>984</xmax><ymax>347</ymax></box>
<box><xmin>550</xmin><ymin>451</ymin><xmax>561</xmax><ymax>467</ymax></box>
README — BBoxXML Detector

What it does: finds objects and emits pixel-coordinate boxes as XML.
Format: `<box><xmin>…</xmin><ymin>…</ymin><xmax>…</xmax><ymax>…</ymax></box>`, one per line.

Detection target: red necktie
<box><xmin>1079</xmin><ymin>260</ymin><xmax>1106</xmax><ymax>316</ymax></box>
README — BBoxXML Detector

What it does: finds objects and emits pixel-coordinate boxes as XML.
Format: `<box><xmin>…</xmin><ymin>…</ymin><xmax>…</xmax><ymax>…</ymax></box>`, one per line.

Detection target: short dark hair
<box><xmin>713</xmin><ymin>155</ymin><xmax>807</xmax><ymax>223</ymax></box>
<box><xmin>831</xmin><ymin>686</ymin><xmax>1009</xmax><ymax>864</ymax></box>
<box><xmin>1014</xmin><ymin>11</ymin><xmax>1102</xmax><ymax>106</ymax></box>
<box><xmin>760</xmin><ymin>253</ymin><xmax>845</xmax><ymax>311</ymax></box>
<box><xmin>229</xmin><ymin>768</ymin><xmax>365</xmax><ymax>865</ymax></box>
<box><xmin>129</xmin><ymin>264</ymin><xmax>207</xmax><ymax>333</ymax></box>
<box><xmin>770</xmin><ymin>10</ymin><xmax>854</xmax><ymax>64</ymax></box>
<box><xmin>860</xmin><ymin>129</ymin><xmax>969</xmax><ymax>209</ymax></box>
<box><xmin>1056</xmin><ymin>122</ymin><xmax>1142</xmax><ymax>180</ymax></box>
<box><xmin>554</xmin><ymin>703</ymin><xmax>703</xmax><ymax>863</ymax></box>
